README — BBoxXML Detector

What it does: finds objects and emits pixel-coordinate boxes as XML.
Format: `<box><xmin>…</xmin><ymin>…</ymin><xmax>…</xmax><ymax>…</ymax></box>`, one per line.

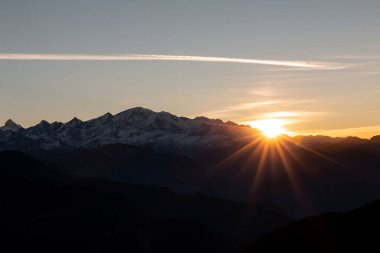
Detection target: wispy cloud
<box><xmin>0</xmin><ymin>53</ymin><xmax>346</xmax><ymax>69</ymax></box>
<box><xmin>303</xmin><ymin>124</ymin><xmax>380</xmax><ymax>139</ymax></box>
<box><xmin>253</xmin><ymin>110</ymin><xmax>326</xmax><ymax>120</ymax></box>
<box><xmin>198</xmin><ymin>100</ymin><xmax>283</xmax><ymax>118</ymax></box>
<box><xmin>228</xmin><ymin>101</ymin><xmax>284</xmax><ymax>111</ymax></box>
<box><xmin>329</xmin><ymin>54</ymin><xmax>380</xmax><ymax>60</ymax></box>
<box><xmin>197</xmin><ymin>99</ymin><xmax>317</xmax><ymax>119</ymax></box>
<box><xmin>249</xmin><ymin>87</ymin><xmax>277</xmax><ymax>97</ymax></box>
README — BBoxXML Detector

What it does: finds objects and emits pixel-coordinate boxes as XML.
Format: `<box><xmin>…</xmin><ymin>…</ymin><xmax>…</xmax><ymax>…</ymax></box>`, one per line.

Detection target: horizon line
<box><xmin>1</xmin><ymin>106</ymin><xmax>378</xmax><ymax>140</ymax></box>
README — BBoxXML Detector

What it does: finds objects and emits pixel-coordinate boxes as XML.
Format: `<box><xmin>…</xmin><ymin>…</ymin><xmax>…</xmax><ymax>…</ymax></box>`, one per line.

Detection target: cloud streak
<box><xmin>304</xmin><ymin>124</ymin><xmax>380</xmax><ymax>139</ymax></box>
<box><xmin>0</xmin><ymin>53</ymin><xmax>345</xmax><ymax>69</ymax></box>
<box><xmin>197</xmin><ymin>100</ymin><xmax>283</xmax><ymax>118</ymax></box>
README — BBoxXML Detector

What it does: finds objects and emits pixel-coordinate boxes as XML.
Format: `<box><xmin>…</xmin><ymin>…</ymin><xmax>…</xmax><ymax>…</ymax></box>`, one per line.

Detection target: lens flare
<box><xmin>250</xmin><ymin>119</ymin><xmax>289</xmax><ymax>138</ymax></box>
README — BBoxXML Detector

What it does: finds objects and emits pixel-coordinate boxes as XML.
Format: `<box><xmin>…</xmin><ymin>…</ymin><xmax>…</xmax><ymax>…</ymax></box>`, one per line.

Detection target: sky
<box><xmin>0</xmin><ymin>0</ymin><xmax>379</xmax><ymax>138</ymax></box>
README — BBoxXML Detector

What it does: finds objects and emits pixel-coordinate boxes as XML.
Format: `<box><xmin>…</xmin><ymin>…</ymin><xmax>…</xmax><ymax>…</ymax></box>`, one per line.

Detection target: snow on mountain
<box><xmin>0</xmin><ymin>107</ymin><xmax>260</xmax><ymax>154</ymax></box>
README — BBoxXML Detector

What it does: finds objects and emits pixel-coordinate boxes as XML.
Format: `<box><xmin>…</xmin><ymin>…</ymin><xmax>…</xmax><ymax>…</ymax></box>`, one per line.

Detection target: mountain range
<box><xmin>0</xmin><ymin>107</ymin><xmax>258</xmax><ymax>154</ymax></box>
<box><xmin>2</xmin><ymin>107</ymin><xmax>380</xmax><ymax>218</ymax></box>
<box><xmin>2</xmin><ymin>107</ymin><xmax>379</xmax><ymax>154</ymax></box>
<box><xmin>1</xmin><ymin>107</ymin><xmax>380</xmax><ymax>252</ymax></box>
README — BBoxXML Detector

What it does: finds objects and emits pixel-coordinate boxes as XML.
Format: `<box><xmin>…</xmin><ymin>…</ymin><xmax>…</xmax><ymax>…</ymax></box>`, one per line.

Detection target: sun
<box><xmin>250</xmin><ymin>119</ymin><xmax>287</xmax><ymax>138</ymax></box>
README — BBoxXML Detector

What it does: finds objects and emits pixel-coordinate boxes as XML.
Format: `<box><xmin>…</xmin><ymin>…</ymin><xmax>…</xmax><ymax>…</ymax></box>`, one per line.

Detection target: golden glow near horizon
<box><xmin>249</xmin><ymin>119</ymin><xmax>291</xmax><ymax>138</ymax></box>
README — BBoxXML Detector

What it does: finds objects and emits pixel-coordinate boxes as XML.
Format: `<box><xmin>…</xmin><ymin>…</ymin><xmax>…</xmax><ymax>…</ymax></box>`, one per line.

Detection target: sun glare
<box><xmin>250</xmin><ymin>119</ymin><xmax>288</xmax><ymax>138</ymax></box>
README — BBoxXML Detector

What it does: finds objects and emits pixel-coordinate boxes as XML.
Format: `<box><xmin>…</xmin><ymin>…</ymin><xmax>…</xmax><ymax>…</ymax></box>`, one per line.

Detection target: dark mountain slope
<box><xmin>0</xmin><ymin>151</ymin><xmax>234</xmax><ymax>253</ymax></box>
<box><xmin>33</xmin><ymin>144</ymin><xmax>207</xmax><ymax>193</ymax></box>
<box><xmin>194</xmin><ymin>137</ymin><xmax>380</xmax><ymax>216</ymax></box>
<box><xmin>0</xmin><ymin>150</ymin><xmax>64</xmax><ymax>181</ymax></box>
<box><xmin>0</xmin><ymin>151</ymin><xmax>291</xmax><ymax>250</ymax></box>
<box><xmin>32</xmin><ymin>137</ymin><xmax>380</xmax><ymax>218</ymax></box>
<box><xmin>242</xmin><ymin>198</ymin><xmax>380</xmax><ymax>253</ymax></box>
<box><xmin>77</xmin><ymin>179</ymin><xmax>292</xmax><ymax>245</ymax></box>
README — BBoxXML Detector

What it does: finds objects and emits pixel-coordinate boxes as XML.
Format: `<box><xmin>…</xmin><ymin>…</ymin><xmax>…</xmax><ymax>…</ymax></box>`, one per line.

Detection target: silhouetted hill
<box><xmin>194</xmin><ymin>136</ymin><xmax>380</xmax><ymax>216</ymax></box>
<box><xmin>0</xmin><ymin>150</ymin><xmax>65</xmax><ymax>181</ymax></box>
<box><xmin>242</xmin><ymin>198</ymin><xmax>380</xmax><ymax>252</ymax></box>
<box><xmin>0</xmin><ymin>151</ymin><xmax>292</xmax><ymax>250</ymax></box>
<box><xmin>370</xmin><ymin>135</ymin><xmax>380</xmax><ymax>143</ymax></box>
<box><xmin>33</xmin><ymin>138</ymin><xmax>380</xmax><ymax>217</ymax></box>
<box><xmin>78</xmin><ymin>178</ymin><xmax>292</xmax><ymax>245</ymax></box>
<box><xmin>33</xmin><ymin>144</ymin><xmax>206</xmax><ymax>193</ymax></box>
<box><xmin>0</xmin><ymin>151</ymin><xmax>233</xmax><ymax>253</ymax></box>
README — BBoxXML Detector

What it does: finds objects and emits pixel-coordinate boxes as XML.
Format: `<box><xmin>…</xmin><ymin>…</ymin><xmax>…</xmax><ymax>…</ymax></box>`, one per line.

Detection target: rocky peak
<box><xmin>66</xmin><ymin>117</ymin><xmax>83</xmax><ymax>126</ymax></box>
<box><xmin>0</xmin><ymin>119</ymin><xmax>23</xmax><ymax>131</ymax></box>
<box><xmin>114</xmin><ymin>107</ymin><xmax>157</xmax><ymax>125</ymax></box>
<box><xmin>370</xmin><ymin>135</ymin><xmax>380</xmax><ymax>144</ymax></box>
<box><xmin>39</xmin><ymin>120</ymin><xmax>50</xmax><ymax>126</ymax></box>
<box><xmin>193</xmin><ymin>116</ymin><xmax>223</xmax><ymax>125</ymax></box>
<box><xmin>96</xmin><ymin>112</ymin><xmax>113</xmax><ymax>121</ymax></box>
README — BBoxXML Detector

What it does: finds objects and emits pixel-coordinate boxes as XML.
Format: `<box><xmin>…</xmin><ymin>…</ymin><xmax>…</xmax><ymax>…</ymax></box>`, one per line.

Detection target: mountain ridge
<box><xmin>242</xmin><ymin>198</ymin><xmax>380</xmax><ymax>252</ymax></box>
<box><xmin>1</xmin><ymin>107</ymin><xmax>377</xmax><ymax>154</ymax></box>
<box><xmin>0</xmin><ymin>106</ymin><xmax>259</xmax><ymax>154</ymax></box>
<box><xmin>0</xmin><ymin>119</ymin><xmax>23</xmax><ymax>131</ymax></box>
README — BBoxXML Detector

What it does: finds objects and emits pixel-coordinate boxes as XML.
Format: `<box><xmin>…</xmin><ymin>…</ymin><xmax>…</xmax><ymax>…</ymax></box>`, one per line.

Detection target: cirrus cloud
<box><xmin>0</xmin><ymin>53</ymin><xmax>346</xmax><ymax>69</ymax></box>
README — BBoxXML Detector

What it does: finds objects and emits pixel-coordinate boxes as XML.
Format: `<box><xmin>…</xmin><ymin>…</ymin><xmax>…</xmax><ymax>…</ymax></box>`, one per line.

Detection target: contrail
<box><xmin>0</xmin><ymin>53</ymin><xmax>346</xmax><ymax>69</ymax></box>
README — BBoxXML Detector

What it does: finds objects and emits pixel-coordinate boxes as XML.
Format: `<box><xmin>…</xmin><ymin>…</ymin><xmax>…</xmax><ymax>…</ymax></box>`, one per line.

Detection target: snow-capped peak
<box><xmin>0</xmin><ymin>107</ymin><xmax>260</xmax><ymax>154</ymax></box>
